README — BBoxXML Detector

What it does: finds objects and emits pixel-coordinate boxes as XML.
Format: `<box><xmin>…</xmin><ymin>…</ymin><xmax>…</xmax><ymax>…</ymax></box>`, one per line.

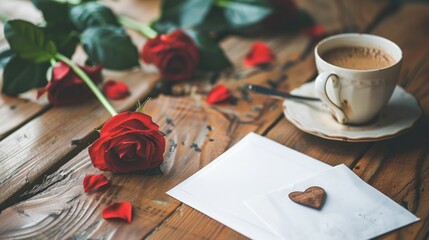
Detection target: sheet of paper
<box><xmin>167</xmin><ymin>132</ymin><xmax>330</xmax><ymax>239</ymax></box>
<box><xmin>245</xmin><ymin>164</ymin><xmax>420</xmax><ymax>240</ymax></box>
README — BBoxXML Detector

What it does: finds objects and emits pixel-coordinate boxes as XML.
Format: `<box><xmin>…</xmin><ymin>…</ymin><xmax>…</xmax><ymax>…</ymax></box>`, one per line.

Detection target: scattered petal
<box><xmin>207</xmin><ymin>85</ymin><xmax>232</xmax><ymax>105</ymax></box>
<box><xmin>102</xmin><ymin>80</ymin><xmax>130</xmax><ymax>100</ymax></box>
<box><xmin>244</xmin><ymin>42</ymin><xmax>274</xmax><ymax>67</ymax></box>
<box><xmin>102</xmin><ymin>202</ymin><xmax>132</xmax><ymax>223</ymax></box>
<box><xmin>302</xmin><ymin>25</ymin><xmax>325</xmax><ymax>39</ymax></box>
<box><xmin>83</xmin><ymin>174</ymin><xmax>109</xmax><ymax>192</ymax></box>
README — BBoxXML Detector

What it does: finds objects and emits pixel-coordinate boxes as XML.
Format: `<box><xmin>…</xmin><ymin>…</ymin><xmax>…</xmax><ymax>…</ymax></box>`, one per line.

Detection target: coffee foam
<box><xmin>321</xmin><ymin>47</ymin><xmax>395</xmax><ymax>70</ymax></box>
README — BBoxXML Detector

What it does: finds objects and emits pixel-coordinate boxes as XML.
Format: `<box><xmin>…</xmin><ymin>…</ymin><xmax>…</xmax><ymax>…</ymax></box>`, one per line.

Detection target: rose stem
<box><xmin>55</xmin><ymin>53</ymin><xmax>118</xmax><ymax>117</ymax></box>
<box><xmin>118</xmin><ymin>16</ymin><xmax>157</xmax><ymax>39</ymax></box>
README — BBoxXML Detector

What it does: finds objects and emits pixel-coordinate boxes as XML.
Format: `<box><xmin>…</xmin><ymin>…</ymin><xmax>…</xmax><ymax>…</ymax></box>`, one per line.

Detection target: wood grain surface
<box><xmin>1</xmin><ymin>0</ymin><xmax>428</xmax><ymax>240</ymax></box>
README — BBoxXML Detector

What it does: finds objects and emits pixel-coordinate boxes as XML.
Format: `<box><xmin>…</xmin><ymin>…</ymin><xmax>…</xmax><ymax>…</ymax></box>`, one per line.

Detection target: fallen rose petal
<box><xmin>207</xmin><ymin>85</ymin><xmax>232</xmax><ymax>105</ymax></box>
<box><xmin>244</xmin><ymin>42</ymin><xmax>274</xmax><ymax>67</ymax></box>
<box><xmin>83</xmin><ymin>174</ymin><xmax>109</xmax><ymax>192</ymax></box>
<box><xmin>303</xmin><ymin>25</ymin><xmax>325</xmax><ymax>39</ymax></box>
<box><xmin>102</xmin><ymin>202</ymin><xmax>132</xmax><ymax>223</ymax></box>
<box><xmin>102</xmin><ymin>80</ymin><xmax>130</xmax><ymax>100</ymax></box>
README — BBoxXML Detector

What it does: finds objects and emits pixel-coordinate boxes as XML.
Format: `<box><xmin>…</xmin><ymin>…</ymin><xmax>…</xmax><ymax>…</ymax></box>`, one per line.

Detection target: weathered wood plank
<box><xmin>0</xmin><ymin>1</ymin><xmax>408</xmax><ymax>240</ymax></box>
<box><xmin>0</xmin><ymin>0</ymin><xmax>43</xmax><ymax>23</ymax></box>
<box><xmin>0</xmin><ymin>32</ymin><xmax>313</xmax><ymax>238</ymax></box>
<box><xmin>0</xmin><ymin>0</ymin><xmax>160</xmax><ymax>140</ymax></box>
<box><xmin>0</xmin><ymin>89</ymin><xmax>47</xmax><ymax>140</ymax></box>
<box><xmin>277</xmin><ymin>3</ymin><xmax>429</xmax><ymax>240</ymax></box>
<box><xmin>0</xmin><ymin>1</ymin><xmax>48</xmax><ymax>139</ymax></box>
<box><xmin>0</xmin><ymin>70</ymin><xmax>158</xmax><ymax>208</ymax></box>
<box><xmin>153</xmin><ymin>2</ymin><xmax>428</xmax><ymax>240</ymax></box>
<box><xmin>145</xmin><ymin>1</ymin><xmax>393</xmax><ymax>238</ymax></box>
<box><xmin>0</xmin><ymin>95</ymin><xmax>233</xmax><ymax>239</ymax></box>
<box><xmin>296</xmin><ymin>0</ymin><xmax>390</xmax><ymax>32</ymax></box>
<box><xmin>351</xmin><ymin>4</ymin><xmax>429</xmax><ymax>239</ymax></box>
<box><xmin>0</xmin><ymin>0</ymin><xmax>161</xmax><ymax>207</ymax></box>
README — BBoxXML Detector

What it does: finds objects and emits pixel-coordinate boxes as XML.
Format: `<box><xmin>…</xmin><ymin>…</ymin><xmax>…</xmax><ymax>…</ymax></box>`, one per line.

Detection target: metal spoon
<box><xmin>248</xmin><ymin>85</ymin><xmax>320</xmax><ymax>101</ymax></box>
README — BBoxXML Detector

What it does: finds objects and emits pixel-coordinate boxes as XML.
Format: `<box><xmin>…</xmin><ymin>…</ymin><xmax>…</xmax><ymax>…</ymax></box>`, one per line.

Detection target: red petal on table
<box><xmin>206</xmin><ymin>85</ymin><xmax>232</xmax><ymax>105</ymax></box>
<box><xmin>243</xmin><ymin>42</ymin><xmax>274</xmax><ymax>67</ymax></box>
<box><xmin>302</xmin><ymin>25</ymin><xmax>325</xmax><ymax>39</ymax></box>
<box><xmin>102</xmin><ymin>80</ymin><xmax>130</xmax><ymax>100</ymax></box>
<box><xmin>102</xmin><ymin>202</ymin><xmax>132</xmax><ymax>223</ymax></box>
<box><xmin>83</xmin><ymin>174</ymin><xmax>109</xmax><ymax>192</ymax></box>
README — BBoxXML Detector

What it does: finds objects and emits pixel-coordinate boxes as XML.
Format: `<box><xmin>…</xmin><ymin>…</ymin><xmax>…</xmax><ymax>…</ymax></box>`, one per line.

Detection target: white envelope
<box><xmin>167</xmin><ymin>132</ymin><xmax>330</xmax><ymax>239</ymax></box>
<box><xmin>245</xmin><ymin>164</ymin><xmax>420</xmax><ymax>240</ymax></box>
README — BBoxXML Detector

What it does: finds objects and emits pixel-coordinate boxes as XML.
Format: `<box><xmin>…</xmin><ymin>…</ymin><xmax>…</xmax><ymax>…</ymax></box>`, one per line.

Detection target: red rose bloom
<box><xmin>38</xmin><ymin>61</ymin><xmax>102</xmax><ymax>106</ymax></box>
<box><xmin>141</xmin><ymin>30</ymin><xmax>199</xmax><ymax>81</ymax></box>
<box><xmin>88</xmin><ymin>112</ymin><xmax>165</xmax><ymax>173</ymax></box>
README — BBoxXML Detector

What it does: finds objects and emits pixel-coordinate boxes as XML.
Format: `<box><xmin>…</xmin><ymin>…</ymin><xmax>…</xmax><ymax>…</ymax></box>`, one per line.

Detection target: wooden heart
<box><xmin>288</xmin><ymin>186</ymin><xmax>326</xmax><ymax>210</ymax></box>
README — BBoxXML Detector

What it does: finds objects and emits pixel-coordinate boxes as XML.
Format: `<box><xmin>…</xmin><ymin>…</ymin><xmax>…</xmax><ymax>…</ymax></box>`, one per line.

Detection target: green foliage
<box><xmin>0</xmin><ymin>49</ymin><xmax>14</xmax><ymax>68</ymax></box>
<box><xmin>31</xmin><ymin>0</ymin><xmax>76</xmax><ymax>31</ymax></box>
<box><xmin>221</xmin><ymin>0</ymin><xmax>272</xmax><ymax>28</ymax></box>
<box><xmin>46</xmin><ymin>31</ymin><xmax>80</xmax><ymax>58</ymax></box>
<box><xmin>4</xmin><ymin>20</ymin><xmax>57</xmax><ymax>63</ymax></box>
<box><xmin>186</xmin><ymin>30</ymin><xmax>232</xmax><ymax>72</ymax></box>
<box><xmin>152</xmin><ymin>0</ymin><xmax>213</xmax><ymax>33</ymax></box>
<box><xmin>152</xmin><ymin>0</ymin><xmax>273</xmax><ymax>33</ymax></box>
<box><xmin>2</xmin><ymin>56</ymin><xmax>50</xmax><ymax>95</ymax></box>
<box><xmin>69</xmin><ymin>2</ymin><xmax>119</xmax><ymax>31</ymax></box>
<box><xmin>80</xmin><ymin>26</ymin><xmax>139</xmax><ymax>70</ymax></box>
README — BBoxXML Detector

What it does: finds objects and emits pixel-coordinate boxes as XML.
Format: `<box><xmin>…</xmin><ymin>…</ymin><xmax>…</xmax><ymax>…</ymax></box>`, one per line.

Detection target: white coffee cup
<box><xmin>315</xmin><ymin>33</ymin><xmax>402</xmax><ymax>124</ymax></box>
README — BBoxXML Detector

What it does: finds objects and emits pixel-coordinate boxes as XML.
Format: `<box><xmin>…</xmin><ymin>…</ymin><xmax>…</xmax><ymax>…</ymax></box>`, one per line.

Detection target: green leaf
<box><xmin>80</xmin><ymin>26</ymin><xmax>139</xmax><ymax>70</ymax></box>
<box><xmin>4</xmin><ymin>20</ymin><xmax>57</xmax><ymax>63</ymax></box>
<box><xmin>152</xmin><ymin>0</ymin><xmax>213</xmax><ymax>33</ymax></box>
<box><xmin>69</xmin><ymin>2</ymin><xmax>119</xmax><ymax>31</ymax></box>
<box><xmin>0</xmin><ymin>49</ymin><xmax>15</xmax><ymax>68</ymax></box>
<box><xmin>46</xmin><ymin>31</ymin><xmax>80</xmax><ymax>58</ymax></box>
<box><xmin>186</xmin><ymin>30</ymin><xmax>232</xmax><ymax>72</ymax></box>
<box><xmin>195</xmin><ymin>6</ymin><xmax>232</xmax><ymax>32</ymax></box>
<box><xmin>2</xmin><ymin>56</ymin><xmax>50</xmax><ymax>96</ymax></box>
<box><xmin>220</xmin><ymin>0</ymin><xmax>273</xmax><ymax>28</ymax></box>
<box><xmin>32</xmin><ymin>0</ymin><xmax>79</xmax><ymax>58</ymax></box>
<box><xmin>31</xmin><ymin>0</ymin><xmax>76</xmax><ymax>31</ymax></box>
<box><xmin>151</xmin><ymin>20</ymin><xmax>179</xmax><ymax>34</ymax></box>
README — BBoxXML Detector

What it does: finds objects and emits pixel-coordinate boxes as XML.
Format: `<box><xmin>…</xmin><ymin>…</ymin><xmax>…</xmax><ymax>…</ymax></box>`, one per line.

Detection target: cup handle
<box><xmin>315</xmin><ymin>72</ymin><xmax>347</xmax><ymax>123</ymax></box>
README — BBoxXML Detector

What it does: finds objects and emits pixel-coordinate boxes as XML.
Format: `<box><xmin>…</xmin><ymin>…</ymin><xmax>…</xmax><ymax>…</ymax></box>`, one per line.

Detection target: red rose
<box><xmin>37</xmin><ymin>61</ymin><xmax>103</xmax><ymax>106</ymax></box>
<box><xmin>88</xmin><ymin>112</ymin><xmax>165</xmax><ymax>173</ymax></box>
<box><xmin>141</xmin><ymin>30</ymin><xmax>199</xmax><ymax>81</ymax></box>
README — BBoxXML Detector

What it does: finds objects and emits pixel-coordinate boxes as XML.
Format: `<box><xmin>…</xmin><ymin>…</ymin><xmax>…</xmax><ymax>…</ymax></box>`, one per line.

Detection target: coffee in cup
<box><xmin>321</xmin><ymin>46</ymin><xmax>395</xmax><ymax>70</ymax></box>
<box><xmin>314</xmin><ymin>34</ymin><xmax>402</xmax><ymax>125</ymax></box>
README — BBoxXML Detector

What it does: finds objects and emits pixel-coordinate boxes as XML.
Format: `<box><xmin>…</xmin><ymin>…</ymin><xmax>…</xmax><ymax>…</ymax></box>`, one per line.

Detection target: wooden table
<box><xmin>0</xmin><ymin>0</ymin><xmax>428</xmax><ymax>239</ymax></box>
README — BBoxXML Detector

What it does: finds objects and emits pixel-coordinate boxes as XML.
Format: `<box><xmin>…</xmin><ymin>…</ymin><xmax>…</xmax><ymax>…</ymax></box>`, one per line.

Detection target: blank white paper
<box><xmin>167</xmin><ymin>132</ymin><xmax>330</xmax><ymax>239</ymax></box>
<box><xmin>245</xmin><ymin>164</ymin><xmax>419</xmax><ymax>240</ymax></box>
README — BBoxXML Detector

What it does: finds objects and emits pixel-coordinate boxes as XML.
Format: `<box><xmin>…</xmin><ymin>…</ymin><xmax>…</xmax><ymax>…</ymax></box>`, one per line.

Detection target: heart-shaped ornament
<box><xmin>288</xmin><ymin>186</ymin><xmax>326</xmax><ymax>210</ymax></box>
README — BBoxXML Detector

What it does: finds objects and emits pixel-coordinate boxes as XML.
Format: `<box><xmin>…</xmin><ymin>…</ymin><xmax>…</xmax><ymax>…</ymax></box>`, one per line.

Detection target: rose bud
<box><xmin>88</xmin><ymin>112</ymin><xmax>166</xmax><ymax>173</ymax></box>
<box><xmin>37</xmin><ymin>62</ymin><xmax>103</xmax><ymax>106</ymax></box>
<box><xmin>140</xmin><ymin>30</ymin><xmax>199</xmax><ymax>81</ymax></box>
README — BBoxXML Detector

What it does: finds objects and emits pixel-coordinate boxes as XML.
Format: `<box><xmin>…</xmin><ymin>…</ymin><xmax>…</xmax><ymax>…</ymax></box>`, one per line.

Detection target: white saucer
<box><xmin>283</xmin><ymin>82</ymin><xmax>422</xmax><ymax>142</ymax></box>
